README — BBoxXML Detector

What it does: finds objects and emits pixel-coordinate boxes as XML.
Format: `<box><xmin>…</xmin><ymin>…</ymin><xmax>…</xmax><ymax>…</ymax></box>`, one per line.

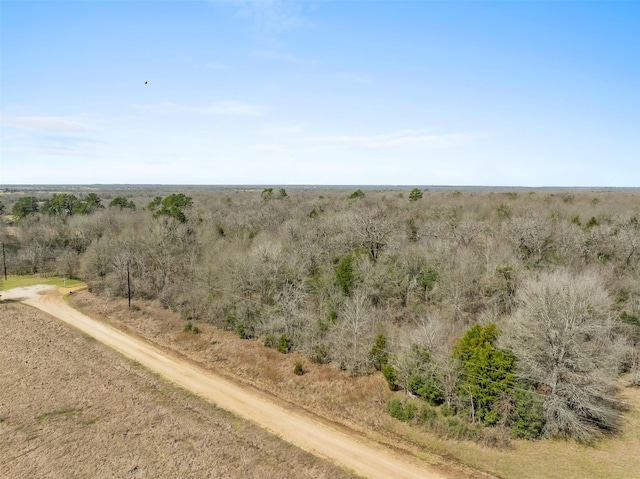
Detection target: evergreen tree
<box><xmin>453</xmin><ymin>324</ymin><xmax>514</xmax><ymax>425</ymax></box>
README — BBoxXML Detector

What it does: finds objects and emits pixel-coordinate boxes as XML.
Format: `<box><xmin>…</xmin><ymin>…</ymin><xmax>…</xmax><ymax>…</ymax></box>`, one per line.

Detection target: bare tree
<box><xmin>277</xmin><ymin>278</ymin><xmax>307</xmax><ymax>338</ymax></box>
<box><xmin>336</xmin><ymin>288</ymin><xmax>375</xmax><ymax>374</ymax></box>
<box><xmin>415</xmin><ymin>313</ymin><xmax>448</xmax><ymax>352</ymax></box>
<box><xmin>55</xmin><ymin>249</ymin><xmax>80</xmax><ymax>279</ymax></box>
<box><xmin>501</xmin><ymin>214</ymin><xmax>553</xmax><ymax>263</ymax></box>
<box><xmin>349</xmin><ymin>208</ymin><xmax>395</xmax><ymax>264</ymax></box>
<box><xmin>616</xmin><ymin>216</ymin><xmax>640</xmax><ymax>267</ymax></box>
<box><xmin>500</xmin><ymin>270</ymin><xmax>621</xmax><ymax>440</ymax></box>
<box><xmin>441</xmin><ymin>206</ymin><xmax>484</xmax><ymax>247</ymax></box>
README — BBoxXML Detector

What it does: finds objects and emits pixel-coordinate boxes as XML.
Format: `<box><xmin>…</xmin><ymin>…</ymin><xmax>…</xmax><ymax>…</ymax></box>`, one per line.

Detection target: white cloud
<box><xmin>313</xmin><ymin>129</ymin><xmax>476</xmax><ymax>150</ymax></box>
<box><xmin>202</xmin><ymin>101</ymin><xmax>265</xmax><ymax>116</ymax></box>
<box><xmin>135</xmin><ymin>101</ymin><xmax>266</xmax><ymax>117</ymax></box>
<box><xmin>213</xmin><ymin>0</ymin><xmax>312</xmax><ymax>33</ymax></box>
<box><xmin>327</xmin><ymin>72</ymin><xmax>370</xmax><ymax>84</ymax></box>
<box><xmin>1</xmin><ymin>114</ymin><xmax>103</xmax><ymax>163</ymax></box>
<box><xmin>255</xmin><ymin>143</ymin><xmax>287</xmax><ymax>152</ymax></box>
<box><xmin>1</xmin><ymin>115</ymin><xmax>91</xmax><ymax>132</ymax></box>
<box><xmin>252</xmin><ymin>49</ymin><xmax>318</xmax><ymax>66</ymax></box>
<box><xmin>262</xmin><ymin>123</ymin><xmax>305</xmax><ymax>134</ymax></box>
<box><xmin>1</xmin><ymin>136</ymin><xmax>104</xmax><ymax>159</ymax></box>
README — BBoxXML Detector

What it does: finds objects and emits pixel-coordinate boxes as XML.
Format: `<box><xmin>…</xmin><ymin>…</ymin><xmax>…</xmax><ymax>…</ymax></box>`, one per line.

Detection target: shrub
<box><xmin>233</xmin><ymin>307</ymin><xmax>259</xmax><ymax>339</ymax></box>
<box><xmin>235</xmin><ymin>321</ymin><xmax>253</xmax><ymax>339</ymax></box>
<box><xmin>407</xmin><ymin>373</ymin><xmax>445</xmax><ymax>406</ymax></box>
<box><xmin>261</xmin><ymin>188</ymin><xmax>274</xmax><ymax>200</ymax></box>
<box><xmin>310</xmin><ymin>344</ymin><xmax>331</xmax><ymax>364</ymax></box>
<box><xmin>369</xmin><ymin>334</ymin><xmax>389</xmax><ymax>371</ymax></box>
<box><xmin>418</xmin><ymin>404</ymin><xmax>438</xmax><ymax>424</ymax></box>
<box><xmin>497</xmin><ymin>204</ymin><xmax>512</xmax><ymax>219</ymax></box>
<box><xmin>264</xmin><ymin>333</ymin><xmax>277</xmax><ymax>348</ymax></box>
<box><xmin>408</xmin><ymin>188</ymin><xmax>423</xmax><ymax>202</ymax></box>
<box><xmin>479</xmin><ymin>426</ymin><xmax>512</xmax><ymax>449</ymax></box>
<box><xmin>620</xmin><ymin>311</ymin><xmax>640</xmax><ymax>328</ymax></box>
<box><xmin>277</xmin><ymin>333</ymin><xmax>292</xmax><ymax>354</ymax></box>
<box><xmin>584</xmin><ymin>216</ymin><xmax>599</xmax><ymax>229</ymax></box>
<box><xmin>406</xmin><ymin>218</ymin><xmax>419</xmax><ymax>242</ymax></box>
<box><xmin>418</xmin><ymin>266</ymin><xmax>438</xmax><ymax>294</ymax></box>
<box><xmin>386</xmin><ymin>398</ymin><xmax>417</xmax><ymax>422</ymax></box>
<box><xmin>183</xmin><ymin>321</ymin><xmax>200</xmax><ymax>334</ymax></box>
<box><xmin>440</xmin><ymin>404</ymin><xmax>455</xmax><ymax>417</ymax></box>
<box><xmin>349</xmin><ymin>189</ymin><xmax>365</xmax><ymax>199</ymax></box>
<box><xmin>223</xmin><ymin>311</ymin><xmax>236</xmax><ymax>331</ymax></box>
<box><xmin>387</xmin><ymin>398</ymin><xmax>404</xmax><ymax>420</ymax></box>
<box><xmin>335</xmin><ymin>253</ymin><xmax>356</xmax><ymax>295</ymax></box>
<box><xmin>382</xmin><ymin>364</ymin><xmax>398</xmax><ymax>391</ymax></box>
<box><xmin>441</xmin><ymin>417</ymin><xmax>480</xmax><ymax>441</ymax></box>
<box><xmin>510</xmin><ymin>388</ymin><xmax>544</xmax><ymax>439</ymax></box>
<box><xmin>294</xmin><ymin>361</ymin><xmax>305</xmax><ymax>376</ymax></box>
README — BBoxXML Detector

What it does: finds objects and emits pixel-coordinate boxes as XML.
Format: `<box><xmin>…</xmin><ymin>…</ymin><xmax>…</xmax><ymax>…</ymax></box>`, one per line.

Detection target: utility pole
<box><xmin>2</xmin><ymin>242</ymin><xmax>7</xmax><ymax>281</ymax></box>
<box><xmin>127</xmin><ymin>261</ymin><xmax>131</xmax><ymax>309</ymax></box>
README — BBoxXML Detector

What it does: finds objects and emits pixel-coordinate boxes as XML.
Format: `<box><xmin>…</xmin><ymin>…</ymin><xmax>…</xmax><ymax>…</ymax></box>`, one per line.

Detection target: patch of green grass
<box><xmin>127</xmin><ymin>359</ymin><xmax>143</xmax><ymax>369</ymax></box>
<box><xmin>36</xmin><ymin>408</ymin><xmax>83</xmax><ymax>422</ymax></box>
<box><xmin>82</xmin><ymin>417</ymin><xmax>100</xmax><ymax>426</ymax></box>
<box><xmin>36</xmin><ymin>407</ymin><xmax>98</xmax><ymax>427</ymax></box>
<box><xmin>81</xmin><ymin>333</ymin><xmax>97</xmax><ymax>343</ymax></box>
<box><xmin>0</xmin><ymin>275</ymin><xmax>84</xmax><ymax>291</ymax></box>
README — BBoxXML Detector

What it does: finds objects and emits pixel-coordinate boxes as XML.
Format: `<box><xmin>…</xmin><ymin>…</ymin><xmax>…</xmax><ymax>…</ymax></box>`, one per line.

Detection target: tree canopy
<box><xmin>500</xmin><ymin>271</ymin><xmax>620</xmax><ymax>440</ymax></box>
<box><xmin>108</xmin><ymin>196</ymin><xmax>136</xmax><ymax>210</ymax></box>
<box><xmin>453</xmin><ymin>323</ymin><xmax>514</xmax><ymax>425</ymax></box>
<box><xmin>148</xmin><ymin>194</ymin><xmax>193</xmax><ymax>222</ymax></box>
<box><xmin>12</xmin><ymin>196</ymin><xmax>39</xmax><ymax>219</ymax></box>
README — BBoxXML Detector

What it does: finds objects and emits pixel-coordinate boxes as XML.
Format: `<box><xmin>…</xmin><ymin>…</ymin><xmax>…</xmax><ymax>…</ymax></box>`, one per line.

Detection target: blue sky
<box><xmin>1</xmin><ymin>0</ymin><xmax>638</xmax><ymax>186</ymax></box>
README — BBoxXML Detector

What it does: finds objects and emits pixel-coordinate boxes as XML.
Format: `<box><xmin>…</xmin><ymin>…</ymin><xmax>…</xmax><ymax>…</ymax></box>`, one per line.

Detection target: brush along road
<box><xmin>5</xmin><ymin>285</ymin><xmax>450</xmax><ymax>479</ymax></box>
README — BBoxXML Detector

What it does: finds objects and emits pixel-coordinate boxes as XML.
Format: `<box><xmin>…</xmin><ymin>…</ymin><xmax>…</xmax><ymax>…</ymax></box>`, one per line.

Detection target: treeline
<box><xmin>8</xmin><ymin>193</ymin><xmax>136</xmax><ymax>219</ymax></box>
<box><xmin>2</xmin><ymin>187</ymin><xmax>639</xmax><ymax>442</ymax></box>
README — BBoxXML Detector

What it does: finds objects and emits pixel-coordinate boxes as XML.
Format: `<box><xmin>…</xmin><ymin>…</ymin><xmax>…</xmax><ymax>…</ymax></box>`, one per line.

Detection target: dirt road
<box><xmin>5</xmin><ymin>285</ymin><xmax>448</xmax><ymax>479</ymax></box>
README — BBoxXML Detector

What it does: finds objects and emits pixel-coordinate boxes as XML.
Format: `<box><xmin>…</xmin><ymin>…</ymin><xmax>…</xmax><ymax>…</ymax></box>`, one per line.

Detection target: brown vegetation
<box><xmin>0</xmin><ymin>303</ymin><xmax>357</xmax><ymax>479</ymax></box>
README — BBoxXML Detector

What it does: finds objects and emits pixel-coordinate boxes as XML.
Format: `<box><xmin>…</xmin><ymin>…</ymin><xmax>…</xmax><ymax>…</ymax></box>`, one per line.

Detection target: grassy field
<box><xmin>0</xmin><ymin>274</ymin><xmax>84</xmax><ymax>291</ymax></box>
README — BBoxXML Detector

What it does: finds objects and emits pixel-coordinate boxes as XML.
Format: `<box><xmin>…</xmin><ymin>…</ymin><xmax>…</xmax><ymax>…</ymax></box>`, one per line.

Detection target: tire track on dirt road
<box><xmin>5</xmin><ymin>285</ymin><xmax>454</xmax><ymax>479</ymax></box>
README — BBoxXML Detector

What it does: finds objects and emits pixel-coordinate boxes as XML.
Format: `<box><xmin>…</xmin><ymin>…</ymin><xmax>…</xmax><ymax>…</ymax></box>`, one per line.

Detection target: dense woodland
<box><xmin>1</xmin><ymin>186</ymin><xmax>639</xmax><ymax>442</ymax></box>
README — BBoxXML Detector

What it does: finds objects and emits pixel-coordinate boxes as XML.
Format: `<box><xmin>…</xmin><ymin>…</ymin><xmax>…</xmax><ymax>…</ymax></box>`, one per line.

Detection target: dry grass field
<box><xmin>0</xmin><ymin>302</ymin><xmax>358</xmax><ymax>479</ymax></box>
<box><xmin>68</xmin><ymin>290</ymin><xmax>640</xmax><ymax>479</ymax></box>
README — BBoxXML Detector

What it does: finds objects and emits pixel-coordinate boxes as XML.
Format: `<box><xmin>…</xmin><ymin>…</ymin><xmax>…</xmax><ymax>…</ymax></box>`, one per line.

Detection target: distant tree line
<box><xmin>9</xmin><ymin>193</ymin><xmax>139</xmax><ymax>220</ymax></box>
